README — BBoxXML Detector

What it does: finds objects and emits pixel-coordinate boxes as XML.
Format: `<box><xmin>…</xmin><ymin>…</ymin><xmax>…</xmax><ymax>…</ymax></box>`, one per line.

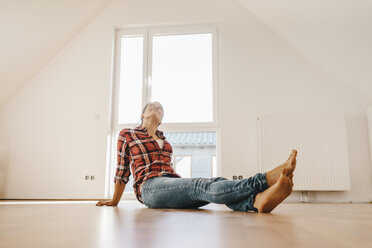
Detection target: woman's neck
<box><xmin>141</xmin><ymin>122</ymin><xmax>158</xmax><ymax>137</ymax></box>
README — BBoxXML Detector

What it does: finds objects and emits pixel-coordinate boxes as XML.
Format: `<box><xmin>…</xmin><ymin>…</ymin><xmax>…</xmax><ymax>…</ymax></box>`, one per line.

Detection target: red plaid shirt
<box><xmin>114</xmin><ymin>125</ymin><xmax>181</xmax><ymax>204</ymax></box>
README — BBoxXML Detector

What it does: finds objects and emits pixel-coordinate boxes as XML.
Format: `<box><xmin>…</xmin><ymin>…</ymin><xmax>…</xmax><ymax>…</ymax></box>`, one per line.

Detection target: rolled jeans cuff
<box><xmin>248</xmin><ymin>193</ymin><xmax>259</xmax><ymax>212</ymax></box>
<box><xmin>256</xmin><ymin>172</ymin><xmax>269</xmax><ymax>192</ymax></box>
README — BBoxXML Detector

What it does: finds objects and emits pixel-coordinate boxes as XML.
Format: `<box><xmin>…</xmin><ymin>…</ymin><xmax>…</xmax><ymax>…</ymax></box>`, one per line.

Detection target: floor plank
<box><xmin>0</xmin><ymin>201</ymin><xmax>371</xmax><ymax>248</ymax></box>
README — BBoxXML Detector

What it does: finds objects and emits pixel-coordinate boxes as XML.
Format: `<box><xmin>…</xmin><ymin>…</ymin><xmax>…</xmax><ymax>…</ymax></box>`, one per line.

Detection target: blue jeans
<box><xmin>141</xmin><ymin>172</ymin><xmax>269</xmax><ymax>212</ymax></box>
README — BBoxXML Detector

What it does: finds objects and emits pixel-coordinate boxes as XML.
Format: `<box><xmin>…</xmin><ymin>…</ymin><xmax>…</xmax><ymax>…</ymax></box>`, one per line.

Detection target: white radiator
<box><xmin>258</xmin><ymin>114</ymin><xmax>351</xmax><ymax>191</ymax></box>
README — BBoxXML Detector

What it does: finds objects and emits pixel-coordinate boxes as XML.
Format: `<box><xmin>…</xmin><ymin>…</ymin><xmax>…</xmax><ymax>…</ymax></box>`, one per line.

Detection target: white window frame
<box><xmin>105</xmin><ymin>24</ymin><xmax>220</xmax><ymax>199</ymax></box>
<box><xmin>212</xmin><ymin>155</ymin><xmax>217</xmax><ymax>177</ymax></box>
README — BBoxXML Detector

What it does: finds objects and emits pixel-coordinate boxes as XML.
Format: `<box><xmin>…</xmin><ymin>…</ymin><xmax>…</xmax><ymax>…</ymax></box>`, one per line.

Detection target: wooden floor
<box><xmin>0</xmin><ymin>201</ymin><xmax>371</xmax><ymax>248</ymax></box>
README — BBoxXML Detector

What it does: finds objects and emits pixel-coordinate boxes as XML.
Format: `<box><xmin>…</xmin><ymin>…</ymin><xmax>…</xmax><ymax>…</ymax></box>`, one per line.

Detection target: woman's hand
<box><xmin>96</xmin><ymin>200</ymin><xmax>118</xmax><ymax>206</ymax></box>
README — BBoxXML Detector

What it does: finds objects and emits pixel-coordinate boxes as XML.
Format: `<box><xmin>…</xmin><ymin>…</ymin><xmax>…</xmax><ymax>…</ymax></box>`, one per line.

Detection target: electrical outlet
<box><xmin>232</xmin><ymin>175</ymin><xmax>237</xmax><ymax>180</ymax></box>
<box><xmin>85</xmin><ymin>175</ymin><xmax>89</xmax><ymax>180</ymax></box>
<box><xmin>238</xmin><ymin>175</ymin><xmax>243</xmax><ymax>180</ymax></box>
<box><xmin>90</xmin><ymin>175</ymin><xmax>95</xmax><ymax>180</ymax></box>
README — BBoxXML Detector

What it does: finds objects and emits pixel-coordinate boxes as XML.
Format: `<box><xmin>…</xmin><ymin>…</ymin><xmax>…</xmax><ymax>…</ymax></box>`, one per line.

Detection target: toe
<box><xmin>281</xmin><ymin>167</ymin><xmax>290</xmax><ymax>176</ymax></box>
<box><xmin>293</xmin><ymin>158</ymin><xmax>297</xmax><ymax>165</ymax></box>
<box><xmin>293</xmin><ymin>150</ymin><xmax>297</xmax><ymax>157</ymax></box>
<box><xmin>287</xmin><ymin>151</ymin><xmax>295</xmax><ymax>160</ymax></box>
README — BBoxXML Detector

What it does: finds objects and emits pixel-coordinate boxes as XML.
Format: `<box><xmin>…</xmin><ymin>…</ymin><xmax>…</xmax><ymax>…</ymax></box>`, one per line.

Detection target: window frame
<box><xmin>212</xmin><ymin>155</ymin><xmax>217</xmax><ymax>177</ymax></box>
<box><xmin>106</xmin><ymin>24</ymin><xmax>220</xmax><ymax>198</ymax></box>
<box><xmin>112</xmin><ymin>24</ymin><xmax>219</xmax><ymax>132</ymax></box>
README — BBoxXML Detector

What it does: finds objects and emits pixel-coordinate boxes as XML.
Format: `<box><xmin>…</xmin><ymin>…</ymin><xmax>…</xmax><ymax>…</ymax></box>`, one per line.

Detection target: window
<box><xmin>151</xmin><ymin>33</ymin><xmax>213</xmax><ymax>123</ymax></box>
<box><xmin>106</xmin><ymin>25</ymin><xmax>219</xmax><ymax>199</ymax></box>
<box><xmin>174</xmin><ymin>156</ymin><xmax>192</xmax><ymax>178</ymax></box>
<box><xmin>118</xmin><ymin>36</ymin><xmax>144</xmax><ymax>124</ymax></box>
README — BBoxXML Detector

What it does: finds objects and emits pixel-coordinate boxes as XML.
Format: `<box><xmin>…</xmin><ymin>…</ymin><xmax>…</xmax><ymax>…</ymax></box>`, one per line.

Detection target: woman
<box><xmin>96</xmin><ymin>101</ymin><xmax>297</xmax><ymax>213</ymax></box>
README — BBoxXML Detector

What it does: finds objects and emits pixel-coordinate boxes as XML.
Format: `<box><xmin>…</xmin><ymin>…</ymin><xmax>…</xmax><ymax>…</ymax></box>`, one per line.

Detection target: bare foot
<box><xmin>265</xmin><ymin>149</ymin><xmax>297</xmax><ymax>187</ymax></box>
<box><xmin>253</xmin><ymin>167</ymin><xmax>293</xmax><ymax>213</ymax></box>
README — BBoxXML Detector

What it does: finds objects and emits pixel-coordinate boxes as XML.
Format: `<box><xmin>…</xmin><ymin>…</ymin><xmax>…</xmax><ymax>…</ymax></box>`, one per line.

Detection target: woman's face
<box><xmin>142</xmin><ymin>102</ymin><xmax>164</xmax><ymax>125</ymax></box>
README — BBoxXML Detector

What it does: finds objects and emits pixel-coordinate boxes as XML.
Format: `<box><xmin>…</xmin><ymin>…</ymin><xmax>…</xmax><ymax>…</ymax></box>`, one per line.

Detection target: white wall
<box><xmin>0</xmin><ymin>0</ymin><xmax>371</xmax><ymax>202</ymax></box>
<box><xmin>367</xmin><ymin>106</ymin><xmax>372</xmax><ymax>191</ymax></box>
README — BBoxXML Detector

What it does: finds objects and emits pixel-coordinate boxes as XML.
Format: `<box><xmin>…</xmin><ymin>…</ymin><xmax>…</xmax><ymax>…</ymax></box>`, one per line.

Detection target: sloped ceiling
<box><xmin>1</xmin><ymin>0</ymin><xmax>371</xmax><ymax>110</ymax></box>
<box><xmin>0</xmin><ymin>0</ymin><xmax>112</xmax><ymax>109</ymax></box>
<box><xmin>237</xmin><ymin>0</ymin><xmax>372</xmax><ymax>108</ymax></box>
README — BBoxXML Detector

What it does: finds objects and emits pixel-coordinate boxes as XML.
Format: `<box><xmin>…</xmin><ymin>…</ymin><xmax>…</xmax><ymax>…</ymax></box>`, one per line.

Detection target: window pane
<box><xmin>166</xmin><ymin>131</ymin><xmax>216</xmax><ymax>178</ymax></box>
<box><xmin>175</xmin><ymin>156</ymin><xmax>192</xmax><ymax>178</ymax></box>
<box><xmin>118</xmin><ymin>36</ymin><xmax>143</xmax><ymax>124</ymax></box>
<box><xmin>151</xmin><ymin>33</ymin><xmax>213</xmax><ymax>123</ymax></box>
